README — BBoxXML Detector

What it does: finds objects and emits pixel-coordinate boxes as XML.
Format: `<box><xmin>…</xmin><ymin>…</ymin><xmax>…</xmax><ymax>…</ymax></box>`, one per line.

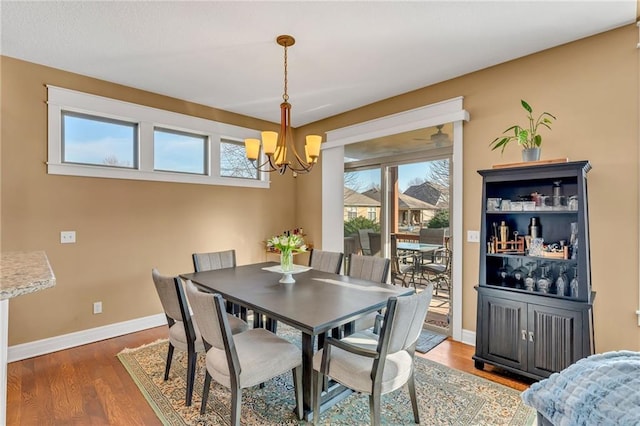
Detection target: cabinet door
<box><xmin>479</xmin><ymin>295</ymin><xmax>527</xmax><ymax>371</ymax></box>
<box><xmin>527</xmin><ymin>304</ymin><xmax>583</xmax><ymax>378</ymax></box>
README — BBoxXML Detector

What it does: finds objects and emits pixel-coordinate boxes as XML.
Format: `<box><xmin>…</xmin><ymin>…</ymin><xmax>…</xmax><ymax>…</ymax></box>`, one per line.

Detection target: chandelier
<box><xmin>244</xmin><ymin>35</ymin><xmax>322</xmax><ymax>176</ymax></box>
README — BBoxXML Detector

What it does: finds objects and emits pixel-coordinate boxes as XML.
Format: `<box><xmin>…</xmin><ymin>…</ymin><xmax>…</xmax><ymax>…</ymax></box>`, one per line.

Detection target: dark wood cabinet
<box><xmin>473</xmin><ymin>161</ymin><xmax>594</xmax><ymax>380</ymax></box>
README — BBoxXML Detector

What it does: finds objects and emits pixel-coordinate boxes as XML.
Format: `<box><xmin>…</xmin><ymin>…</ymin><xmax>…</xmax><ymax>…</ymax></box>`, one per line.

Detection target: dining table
<box><xmin>180</xmin><ymin>261</ymin><xmax>413</xmax><ymax>420</ymax></box>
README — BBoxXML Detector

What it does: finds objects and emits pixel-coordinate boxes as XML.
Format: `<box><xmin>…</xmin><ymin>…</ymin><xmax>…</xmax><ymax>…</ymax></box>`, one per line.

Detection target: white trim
<box><xmin>461</xmin><ymin>328</ymin><xmax>476</xmax><ymax>347</ymax></box>
<box><xmin>7</xmin><ymin>313</ymin><xmax>165</xmax><ymax>362</ymax></box>
<box><xmin>322</xmin><ymin>97</ymin><xmax>469</xmax><ymax>342</ymax></box>
<box><xmin>46</xmin><ymin>85</ymin><xmax>268</xmax><ymax>188</ymax></box>
<box><xmin>324</xmin><ymin>97</ymin><xmax>469</xmax><ymax>150</ymax></box>
<box><xmin>1</xmin><ymin>300</ymin><xmax>8</xmax><ymax>426</ymax></box>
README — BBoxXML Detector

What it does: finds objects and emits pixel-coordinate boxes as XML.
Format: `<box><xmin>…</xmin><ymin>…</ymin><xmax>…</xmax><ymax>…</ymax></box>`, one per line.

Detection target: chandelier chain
<box><xmin>283</xmin><ymin>43</ymin><xmax>289</xmax><ymax>102</ymax></box>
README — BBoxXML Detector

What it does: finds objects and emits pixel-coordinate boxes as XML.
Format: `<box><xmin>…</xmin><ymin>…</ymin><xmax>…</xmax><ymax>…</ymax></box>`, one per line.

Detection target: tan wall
<box><xmin>299</xmin><ymin>25</ymin><xmax>640</xmax><ymax>352</ymax></box>
<box><xmin>1</xmin><ymin>57</ymin><xmax>299</xmax><ymax>345</ymax></box>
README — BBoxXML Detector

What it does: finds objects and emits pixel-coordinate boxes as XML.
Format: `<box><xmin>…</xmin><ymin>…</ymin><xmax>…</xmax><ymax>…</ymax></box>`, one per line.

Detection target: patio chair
<box><xmin>312</xmin><ymin>286</ymin><xmax>434</xmax><ymax>426</ymax></box>
<box><xmin>184</xmin><ymin>280</ymin><xmax>303</xmax><ymax>424</ymax></box>
<box><xmin>391</xmin><ymin>234</ymin><xmax>417</xmax><ymax>288</ymax></box>
<box><xmin>151</xmin><ymin>268</ymin><xmax>248</xmax><ymax>406</ymax></box>
<box><xmin>421</xmin><ymin>248</ymin><xmax>451</xmax><ymax>296</ymax></box>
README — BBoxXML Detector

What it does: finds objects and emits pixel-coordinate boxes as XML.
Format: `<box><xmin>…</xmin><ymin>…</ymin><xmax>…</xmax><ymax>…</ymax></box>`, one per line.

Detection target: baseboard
<box><xmin>461</xmin><ymin>328</ymin><xmax>476</xmax><ymax>346</ymax></box>
<box><xmin>7</xmin><ymin>313</ymin><xmax>166</xmax><ymax>363</ymax></box>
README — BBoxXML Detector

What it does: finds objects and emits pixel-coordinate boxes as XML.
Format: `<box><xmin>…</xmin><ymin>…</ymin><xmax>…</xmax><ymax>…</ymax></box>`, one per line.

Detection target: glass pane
<box><xmin>62</xmin><ymin>112</ymin><xmax>137</xmax><ymax>168</ymax></box>
<box><xmin>220</xmin><ymin>139</ymin><xmax>258</xmax><ymax>179</ymax></box>
<box><xmin>154</xmin><ymin>128</ymin><xmax>206</xmax><ymax>174</ymax></box>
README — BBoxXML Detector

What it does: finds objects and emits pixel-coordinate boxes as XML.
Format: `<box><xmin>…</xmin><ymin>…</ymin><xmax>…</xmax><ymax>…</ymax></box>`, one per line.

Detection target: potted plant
<box><xmin>489</xmin><ymin>100</ymin><xmax>556</xmax><ymax>162</ymax></box>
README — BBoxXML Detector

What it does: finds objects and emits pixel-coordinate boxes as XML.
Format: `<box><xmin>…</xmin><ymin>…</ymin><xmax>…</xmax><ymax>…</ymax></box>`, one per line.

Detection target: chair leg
<box><xmin>407</xmin><ymin>371</ymin><xmax>420</xmax><ymax>423</ymax></box>
<box><xmin>369</xmin><ymin>393</ymin><xmax>381</xmax><ymax>426</ymax></box>
<box><xmin>185</xmin><ymin>349</ymin><xmax>197</xmax><ymax>406</ymax></box>
<box><xmin>292</xmin><ymin>366</ymin><xmax>303</xmax><ymax>420</ymax></box>
<box><xmin>313</xmin><ymin>370</ymin><xmax>324</xmax><ymax>425</ymax></box>
<box><xmin>163</xmin><ymin>343</ymin><xmax>174</xmax><ymax>381</ymax></box>
<box><xmin>200</xmin><ymin>371</ymin><xmax>212</xmax><ymax>415</ymax></box>
<box><xmin>231</xmin><ymin>385</ymin><xmax>242</xmax><ymax>426</ymax></box>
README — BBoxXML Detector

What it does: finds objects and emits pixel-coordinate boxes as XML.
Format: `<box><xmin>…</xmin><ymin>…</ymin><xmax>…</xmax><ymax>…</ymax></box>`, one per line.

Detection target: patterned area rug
<box><xmin>117</xmin><ymin>326</ymin><xmax>535</xmax><ymax>425</ymax></box>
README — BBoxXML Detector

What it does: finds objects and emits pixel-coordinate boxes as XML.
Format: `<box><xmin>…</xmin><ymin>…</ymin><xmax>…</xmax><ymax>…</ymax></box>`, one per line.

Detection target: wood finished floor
<box><xmin>7</xmin><ymin>326</ymin><xmax>534</xmax><ymax>425</ymax></box>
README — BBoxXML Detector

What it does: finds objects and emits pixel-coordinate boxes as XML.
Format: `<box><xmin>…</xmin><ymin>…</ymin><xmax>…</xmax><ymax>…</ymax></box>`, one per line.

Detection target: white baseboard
<box><xmin>7</xmin><ymin>313</ymin><xmax>166</xmax><ymax>363</ymax></box>
<box><xmin>461</xmin><ymin>328</ymin><xmax>476</xmax><ymax>346</ymax></box>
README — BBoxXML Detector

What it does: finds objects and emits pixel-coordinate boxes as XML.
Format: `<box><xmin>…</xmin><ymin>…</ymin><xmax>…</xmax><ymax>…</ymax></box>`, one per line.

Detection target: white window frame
<box><xmin>47</xmin><ymin>85</ymin><xmax>269</xmax><ymax>188</ymax></box>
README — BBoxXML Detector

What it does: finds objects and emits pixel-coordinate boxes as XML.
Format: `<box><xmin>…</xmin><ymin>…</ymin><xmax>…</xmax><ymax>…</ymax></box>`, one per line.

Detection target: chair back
<box><xmin>192</xmin><ymin>249</ymin><xmax>236</xmax><ymax>272</ymax></box>
<box><xmin>309</xmin><ymin>249</ymin><xmax>344</xmax><ymax>274</ymax></box>
<box><xmin>151</xmin><ymin>268</ymin><xmax>190</xmax><ymax>325</ymax></box>
<box><xmin>357</xmin><ymin>229</ymin><xmax>373</xmax><ymax>255</ymax></box>
<box><xmin>184</xmin><ymin>280</ymin><xmax>229</xmax><ymax>352</ymax></box>
<box><xmin>419</xmin><ymin>228</ymin><xmax>445</xmax><ymax>245</ymax></box>
<box><xmin>347</xmin><ymin>254</ymin><xmax>390</xmax><ymax>283</ymax></box>
<box><xmin>368</xmin><ymin>232</ymin><xmax>382</xmax><ymax>256</ymax></box>
<box><xmin>381</xmin><ymin>284</ymin><xmax>434</xmax><ymax>354</ymax></box>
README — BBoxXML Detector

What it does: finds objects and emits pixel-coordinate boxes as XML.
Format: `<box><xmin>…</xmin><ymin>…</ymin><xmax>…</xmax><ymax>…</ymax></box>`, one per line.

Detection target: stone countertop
<box><xmin>0</xmin><ymin>251</ymin><xmax>56</xmax><ymax>300</ymax></box>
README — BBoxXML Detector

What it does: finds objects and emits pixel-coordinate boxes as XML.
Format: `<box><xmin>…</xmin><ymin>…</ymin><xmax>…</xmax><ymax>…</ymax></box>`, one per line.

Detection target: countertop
<box><xmin>0</xmin><ymin>251</ymin><xmax>56</xmax><ymax>300</ymax></box>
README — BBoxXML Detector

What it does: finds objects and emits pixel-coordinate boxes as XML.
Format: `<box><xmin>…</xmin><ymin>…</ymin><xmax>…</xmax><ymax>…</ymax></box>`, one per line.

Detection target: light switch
<box><xmin>467</xmin><ymin>230</ymin><xmax>480</xmax><ymax>243</ymax></box>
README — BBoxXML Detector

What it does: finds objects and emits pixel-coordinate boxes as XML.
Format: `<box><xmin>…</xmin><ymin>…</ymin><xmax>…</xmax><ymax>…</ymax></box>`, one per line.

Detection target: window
<box><xmin>367</xmin><ymin>207</ymin><xmax>377</xmax><ymax>221</ymax></box>
<box><xmin>154</xmin><ymin>128</ymin><xmax>206</xmax><ymax>175</ymax></box>
<box><xmin>347</xmin><ymin>207</ymin><xmax>357</xmax><ymax>220</ymax></box>
<box><xmin>47</xmin><ymin>86</ymin><xmax>267</xmax><ymax>188</ymax></box>
<box><xmin>63</xmin><ymin>111</ymin><xmax>137</xmax><ymax>168</ymax></box>
<box><xmin>220</xmin><ymin>139</ymin><xmax>258</xmax><ymax>179</ymax></box>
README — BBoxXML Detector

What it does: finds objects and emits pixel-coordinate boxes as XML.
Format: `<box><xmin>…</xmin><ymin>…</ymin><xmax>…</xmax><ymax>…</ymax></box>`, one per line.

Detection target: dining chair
<box><xmin>151</xmin><ymin>268</ymin><xmax>249</xmax><ymax>406</ymax></box>
<box><xmin>346</xmin><ymin>254</ymin><xmax>391</xmax><ymax>332</ymax></box>
<box><xmin>184</xmin><ymin>280</ymin><xmax>303</xmax><ymax>424</ymax></box>
<box><xmin>192</xmin><ymin>250</ymin><xmax>247</xmax><ymax>322</ymax></box>
<box><xmin>308</xmin><ymin>249</ymin><xmax>344</xmax><ymax>274</ymax></box>
<box><xmin>312</xmin><ymin>284</ymin><xmax>434</xmax><ymax>426</ymax></box>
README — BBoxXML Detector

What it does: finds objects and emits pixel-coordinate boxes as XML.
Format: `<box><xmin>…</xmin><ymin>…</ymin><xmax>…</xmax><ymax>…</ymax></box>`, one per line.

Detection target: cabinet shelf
<box><xmin>474</xmin><ymin>160</ymin><xmax>594</xmax><ymax>381</ymax></box>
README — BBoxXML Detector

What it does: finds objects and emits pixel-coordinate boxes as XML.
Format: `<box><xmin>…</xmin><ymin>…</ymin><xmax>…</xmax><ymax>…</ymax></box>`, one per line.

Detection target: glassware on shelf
<box><xmin>497</xmin><ymin>258</ymin><xmax>513</xmax><ymax>287</ymax></box>
<box><xmin>556</xmin><ymin>265</ymin><xmax>568</xmax><ymax>296</ymax></box>
<box><xmin>570</xmin><ymin>222</ymin><xmax>579</xmax><ymax>260</ymax></box>
<box><xmin>524</xmin><ymin>262</ymin><xmax>537</xmax><ymax>292</ymax></box>
<box><xmin>511</xmin><ymin>259</ymin><xmax>527</xmax><ymax>289</ymax></box>
<box><xmin>536</xmin><ymin>264</ymin><xmax>551</xmax><ymax>294</ymax></box>
<box><xmin>570</xmin><ymin>265</ymin><xmax>579</xmax><ymax>298</ymax></box>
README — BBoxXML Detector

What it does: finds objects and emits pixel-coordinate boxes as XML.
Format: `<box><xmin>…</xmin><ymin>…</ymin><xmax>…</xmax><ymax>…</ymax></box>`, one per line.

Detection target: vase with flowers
<box><xmin>267</xmin><ymin>233</ymin><xmax>307</xmax><ymax>283</ymax></box>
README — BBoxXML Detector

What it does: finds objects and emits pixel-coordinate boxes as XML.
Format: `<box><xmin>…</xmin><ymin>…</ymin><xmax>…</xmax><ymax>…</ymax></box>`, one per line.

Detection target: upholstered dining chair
<box><xmin>308</xmin><ymin>249</ymin><xmax>344</xmax><ymax>274</ymax></box>
<box><xmin>346</xmin><ymin>254</ymin><xmax>391</xmax><ymax>332</ymax></box>
<box><xmin>151</xmin><ymin>268</ymin><xmax>248</xmax><ymax>407</ymax></box>
<box><xmin>192</xmin><ymin>250</ymin><xmax>247</xmax><ymax>322</ymax></box>
<box><xmin>312</xmin><ymin>284</ymin><xmax>434</xmax><ymax>426</ymax></box>
<box><xmin>184</xmin><ymin>280</ymin><xmax>303</xmax><ymax>424</ymax></box>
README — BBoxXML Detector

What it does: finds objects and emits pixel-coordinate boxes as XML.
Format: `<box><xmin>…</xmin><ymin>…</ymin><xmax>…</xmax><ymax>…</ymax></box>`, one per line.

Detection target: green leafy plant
<box><xmin>490</xmin><ymin>100</ymin><xmax>556</xmax><ymax>153</ymax></box>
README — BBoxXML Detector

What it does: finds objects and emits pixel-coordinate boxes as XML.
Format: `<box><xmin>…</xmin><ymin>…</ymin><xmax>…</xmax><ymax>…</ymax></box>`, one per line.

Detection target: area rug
<box><xmin>415</xmin><ymin>329</ymin><xmax>448</xmax><ymax>353</ymax></box>
<box><xmin>118</xmin><ymin>328</ymin><xmax>535</xmax><ymax>425</ymax></box>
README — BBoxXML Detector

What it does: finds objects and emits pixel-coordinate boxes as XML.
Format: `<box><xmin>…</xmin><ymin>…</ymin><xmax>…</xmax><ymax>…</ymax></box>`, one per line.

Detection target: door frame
<box><xmin>321</xmin><ymin>97</ymin><xmax>469</xmax><ymax>342</ymax></box>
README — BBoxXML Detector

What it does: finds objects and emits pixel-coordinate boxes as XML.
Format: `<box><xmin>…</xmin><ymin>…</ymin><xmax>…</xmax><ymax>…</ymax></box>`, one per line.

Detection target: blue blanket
<box><xmin>521</xmin><ymin>351</ymin><xmax>640</xmax><ymax>425</ymax></box>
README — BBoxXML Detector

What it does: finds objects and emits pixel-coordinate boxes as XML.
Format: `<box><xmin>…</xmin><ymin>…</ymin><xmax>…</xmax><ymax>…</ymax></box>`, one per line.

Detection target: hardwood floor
<box><xmin>7</xmin><ymin>326</ymin><xmax>533</xmax><ymax>425</ymax></box>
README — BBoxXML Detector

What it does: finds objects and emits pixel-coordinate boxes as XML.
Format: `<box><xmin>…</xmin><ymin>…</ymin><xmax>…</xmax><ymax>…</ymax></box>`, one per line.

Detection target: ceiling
<box><xmin>1</xmin><ymin>1</ymin><xmax>636</xmax><ymax>127</ymax></box>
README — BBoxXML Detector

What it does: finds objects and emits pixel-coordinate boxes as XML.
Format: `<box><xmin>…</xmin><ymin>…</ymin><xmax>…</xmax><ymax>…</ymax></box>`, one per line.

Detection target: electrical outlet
<box><xmin>93</xmin><ymin>301</ymin><xmax>102</xmax><ymax>314</ymax></box>
<box><xmin>60</xmin><ymin>231</ymin><xmax>76</xmax><ymax>244</ymax></box>
<box><xmin>467</xmin><ymin>230</ymin><xmax>480</xmax><ymax>243</ymax></box>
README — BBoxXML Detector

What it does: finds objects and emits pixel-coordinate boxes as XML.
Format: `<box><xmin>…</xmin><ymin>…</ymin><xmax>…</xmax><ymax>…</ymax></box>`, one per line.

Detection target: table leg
<box><xmin>301</xmin><ymin>332</ymin><xmax>314</xmax><ymax>417</ymax></box>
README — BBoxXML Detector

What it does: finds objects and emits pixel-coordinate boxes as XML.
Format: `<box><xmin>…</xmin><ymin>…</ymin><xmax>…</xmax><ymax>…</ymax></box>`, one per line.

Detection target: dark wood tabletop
<box><xmin>180</xmin><ymin>261</ymin><xmax>413</xmax><ymax>419</ymax></box>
